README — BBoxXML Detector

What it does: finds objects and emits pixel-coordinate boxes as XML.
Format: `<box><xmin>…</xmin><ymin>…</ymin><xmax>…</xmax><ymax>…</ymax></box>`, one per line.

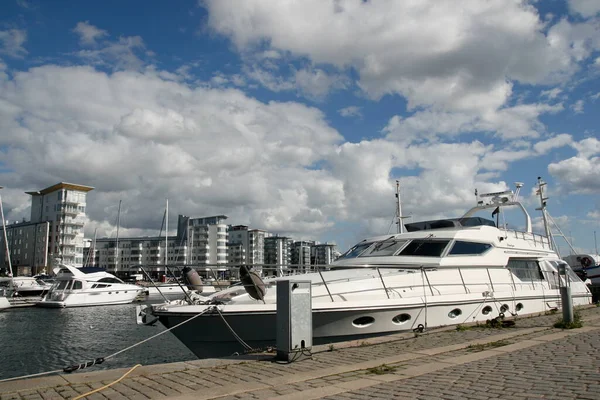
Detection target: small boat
<box><xmin>137</xmin><ymin>178</ymin><xmax>592</xmax><ymax>358</ymax></box>
<box><xmin>37</xmin><ymin>265</ymin><xmax>144</xmax><ymax>308</ymax></box>
<box><xmin>562</xmin><ymin>254</ymin><xmax>600</xmax><ymax>284</ymax></box>
<box><xmin>0</xmin><ymin>276</ymin><xmax>52</xmax><ymax>298</ymax></box>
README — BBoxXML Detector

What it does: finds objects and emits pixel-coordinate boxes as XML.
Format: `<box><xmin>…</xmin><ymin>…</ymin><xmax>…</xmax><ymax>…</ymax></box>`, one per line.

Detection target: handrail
<box><xmin>376</xmin><ymin>267</ymin><xmax>390</xmax><ymax>299</ymax></box>
<box><xmin>316</xmin><ymin>265</ymin><xmax>334</xmax><ymax>302</ymax></box>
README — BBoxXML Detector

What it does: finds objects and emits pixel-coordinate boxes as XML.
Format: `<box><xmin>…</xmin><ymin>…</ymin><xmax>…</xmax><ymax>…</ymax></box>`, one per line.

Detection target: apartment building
<box><xmin>0</xmin><ymin>220</ymin><xmax>50</xmax><ymax>275</ymax></box>
<box><xmin>264</xmin><ymin>235</ymin><xmax>293</xmax><ymax>275</ymax></box>
<box><xmin>27</xmin><ymin>182</ymin><xmax>93</xmax><ymax>268</ymax></box>
<box><xmin>291</xmin><ymin>240</ymin><xmax>314</xmax><ymax>271</ymax></box>
<box><xmin>227</xmin><ymin>225</ymin><xmax>268</xmax><ymax>266</ymax></box>
<box><xmin>312</xmin><ymin>243</ymin><xmax>338</xmax><ymax>266</ymax></box>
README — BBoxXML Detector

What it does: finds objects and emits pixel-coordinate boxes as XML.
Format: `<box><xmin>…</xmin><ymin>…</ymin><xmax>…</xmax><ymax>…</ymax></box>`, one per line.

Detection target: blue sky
<box><xmin>0</xmin><ymin>0</ymin><xmax>599</xmax><ymax>254</ymax></box>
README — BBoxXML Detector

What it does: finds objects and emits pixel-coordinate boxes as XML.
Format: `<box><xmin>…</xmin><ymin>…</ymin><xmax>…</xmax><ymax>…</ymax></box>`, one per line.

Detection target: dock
<box><xmin>2</xmin><ymin>306</ymin><xmax>600</xmax><ymax>399</ymax></box>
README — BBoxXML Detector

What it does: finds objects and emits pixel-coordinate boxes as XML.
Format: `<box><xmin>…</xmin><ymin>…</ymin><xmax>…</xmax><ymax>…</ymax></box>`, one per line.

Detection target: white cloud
<box><xmin>338</xmin><ymin>106</ymin><xmax>362</xmax><ymax>118</ymax></box>
<box><xmin>549</xmin><ymin>138</ymin><xmax>600</xmax><ymax>193</ymax></box>
<box><xmin>0</xmin><ymin>65</ymin><xmax>348</xmax><ymax>238</ymax></box>
<box><xmin>73</xmin><ymin>21</ymin><xmax>108</xmax><ymax>46</ymax></box>
<box><xmin>244</xmin><ymin>65</ymin><xmax>347</xmax><ymax>100</ymax></box>
<box><xmin>0</xmin><ymin>63</ymin><xmax>551</xmax><ymax>245</ymax></box>
<box><xmin>571</xmin><ymin>99</ymin><xmax>584</xmax><ymax>114</ymax></box>
<box><xmin>0</xmin><ymin>29</ymin><xmax>27</xmax><ymax>58</ymax></box>
<box><xmin>533</xmin><ymin>134</ymin><xmax>573</xmax><ymax>154</ymax></box>
<box><xmin>75</xmin><ymin>35</ymin><xmax>147</xmax><ymax>70</ymax></box>
<box><xmin>203</xmin><ymin>0</ymin><xmax>599</xmax><ymax>114</ymax></box>
<box><xmin>540</xmin><ymin>88</ymin><xmax>562</xmax><ymax>99</ymax></box>
<box><xmin>568</xmin><ymin>0</ymin><xmax>600</xmax><ymax>18</ymax></box>
<box><xmin>382</xmin><ymin>103</ymin><xmax>563</xmax><ymax>143</ymax></box>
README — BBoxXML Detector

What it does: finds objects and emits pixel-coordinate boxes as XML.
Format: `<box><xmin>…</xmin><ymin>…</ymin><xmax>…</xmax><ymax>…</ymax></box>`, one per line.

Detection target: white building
<box><xmin>291</xmin><ymin>240</ymin><xmax>314</xmax><ymax>271</ymax></box>
<box><xmin>264</xmin><ymin>235</ymin><xmax>293</xmax><ymax>275</ymax></box>
<box><xmin>312</xmin><ymin>243</ymin><xmax>338</xmax><ymax>266</ymax></box>
<box><xmin>26</xmin><ymin>182</ymin><xmax>93</xmax><ymax>268</ymax></box>
<box><xmin>227</xmin><ymin>225</ymin><xmax>268</xmax><ymax>266</ymax></box>
<box><xmin>179</xmin><ymin>215</ymin><xmax>228</xmax><ymax>265</ymax></box>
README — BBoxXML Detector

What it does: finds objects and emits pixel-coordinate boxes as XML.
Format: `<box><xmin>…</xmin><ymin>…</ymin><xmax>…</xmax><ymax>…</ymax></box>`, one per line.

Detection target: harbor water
<box><xmin>0</xmin><ymin>301</ymin><xmax>197</xmax><ymax>381</ymax></box>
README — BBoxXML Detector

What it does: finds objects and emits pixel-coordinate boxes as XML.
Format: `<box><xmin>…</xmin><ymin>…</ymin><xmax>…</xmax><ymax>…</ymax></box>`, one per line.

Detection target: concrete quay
<box><xmin>2</xmin><ymin>306</ymin><xmax>600</xmax><ymax>400</ymax></box>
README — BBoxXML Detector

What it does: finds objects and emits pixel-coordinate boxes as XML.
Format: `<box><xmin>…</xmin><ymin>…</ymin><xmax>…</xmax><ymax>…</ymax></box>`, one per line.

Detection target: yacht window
<box><xmin>57</xmin><ymin>280</ymin><xmax>69</xmax><ymax>290</ymax></box>
<box><xmin>507</xmin><ymin>259</ymin><xmax>544</xmax><ymax>281</ymax></box>
<box><xmin>448</xmin><ymin>241</ymin><xmax>492</xmax><ymax>255</ymax></box>
<box><xmin>549</xmin><ymin>261</ymin><xmax>580</xmax><ymax>283</ymax></box>
<box><xmin>398</xmin><ymin>240</ymin><xmax>450</xmax><ymax>257</ymax></box>
<box><xmin>95</xmin><ymin>284</ymin><xmax>108</xmax><ymax>288</ymax></box>
<box><xmin>338</xmin><ymin>242</ymin><xmax>375</xmax><ymax>259</ymax></box>
<box><xmin>98</xmin><ymin>277</ymin><xmax>123</xmax><ymax>284</ymax></box>
<box><xmin>65</xmin><ymin>280</ymin><xmax>73</xmax><ymax>290</ymax></box>
<box><xmin>360</xmin><ymin>239</ymin><xmax>408</xmax><ymax>257</ymax></box>
<box><xmin>72</xmin><ymin>281</ymin><xmax>83</xmax><ymax>290</ymax></box>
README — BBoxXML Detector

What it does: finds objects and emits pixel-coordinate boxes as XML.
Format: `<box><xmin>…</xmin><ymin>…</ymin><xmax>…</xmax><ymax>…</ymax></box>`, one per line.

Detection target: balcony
<box><xmin>63</xmin><ymin>220</ymin><xmax>84</xmax><ymax>228</ymax></box>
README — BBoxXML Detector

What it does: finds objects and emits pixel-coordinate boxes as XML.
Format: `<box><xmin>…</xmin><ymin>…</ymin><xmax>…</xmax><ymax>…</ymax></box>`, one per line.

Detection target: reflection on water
<box><xmin>0</xmin><ymin>302</ymin><xmax>196</xmax><ymax>380</ymax></box>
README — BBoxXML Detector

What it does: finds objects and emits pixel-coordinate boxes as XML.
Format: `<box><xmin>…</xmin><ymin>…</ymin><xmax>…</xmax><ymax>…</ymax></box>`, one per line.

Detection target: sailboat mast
<box><xmin>165</xmin><ymin>199</ymin><xmax>168</xmax><ymax>276</ymax></box>
<box><xmin>0</xmin><ymin>189</ymin><xmax>14</xmax><ymax>278</ymax></box>
<box><xmin>595</xmin><ymin>231</ymin><xmax>598</xmax><ymax>255</ymax></box>
<box><xmin>395</xmin><ymin>180</ymin><xmax>404</xmax><ymax>234</ymax></box>
<box><xmin>116</xmin><ymin>200</ymin><xmax>121</xmax><ymax>272</ymax></box>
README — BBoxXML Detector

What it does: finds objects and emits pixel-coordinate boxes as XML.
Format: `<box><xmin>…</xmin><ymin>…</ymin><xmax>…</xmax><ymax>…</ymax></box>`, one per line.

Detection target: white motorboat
<box><xmin>141</xmin><ymin>282</ymin><xmax>216</xmax><ymax>299</ymax></box>
<box><xmin>0</xmin><ymin>276</ymin><xmax>52</xmax><ymax>298</ymax></box>
<box><xmin>37</xmin><ymin>265</ymin><xmax>144</xmax><ymax>308</ymax></box>
<box><xmin>137</xmin><ymin>178</ymin><xmax>592</xmax><ymax>358</ymax></box>
<box><xmin>562</xmin><ymin>253</ymin><xmax>600</xmax><ymax>284</ymax></box>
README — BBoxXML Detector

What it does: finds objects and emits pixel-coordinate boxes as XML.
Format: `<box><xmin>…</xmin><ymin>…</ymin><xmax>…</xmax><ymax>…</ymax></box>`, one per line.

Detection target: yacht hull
<box><xmin>155</xmin><ymin>290</ymin><xmax>591</xmax><ymax>358</ymax></box>
<box><xmin>37</xmin><ymin>289</ymin><xmax>142</xmax><ymax>308</ymax></box>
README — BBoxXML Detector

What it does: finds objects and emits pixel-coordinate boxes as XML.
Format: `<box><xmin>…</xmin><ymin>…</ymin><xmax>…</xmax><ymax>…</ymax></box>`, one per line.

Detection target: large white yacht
<box><xmin>137</xmin><ymin>178</ymin><xmax>592</xmax><ymax>358</ymax></box>
<box><xmin>37</xmin><ymin>265</ymin><xmax>144</xmax><ymax>308</ymax></box>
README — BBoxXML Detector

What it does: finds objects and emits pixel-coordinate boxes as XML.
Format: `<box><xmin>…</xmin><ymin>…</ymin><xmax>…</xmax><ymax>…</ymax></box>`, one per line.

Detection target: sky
<box><xmin>0</xmin><ymin>0</ymin><xmax>599</xmax><ymax>255</ymax></box>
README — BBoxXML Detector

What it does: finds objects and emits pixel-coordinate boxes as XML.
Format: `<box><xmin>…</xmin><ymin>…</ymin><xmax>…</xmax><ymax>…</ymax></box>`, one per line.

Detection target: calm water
<box><xmin>0</xmin><ymin>301</ymin><xmax>197</xmax><ymax>381</ymax></box>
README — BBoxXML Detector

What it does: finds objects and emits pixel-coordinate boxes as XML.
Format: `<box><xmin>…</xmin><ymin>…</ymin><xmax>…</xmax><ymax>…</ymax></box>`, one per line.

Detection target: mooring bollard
<box><xmin>559</xmin><ymin>263</ymin><xmax>574</xmax><ymax>324</ymax></box>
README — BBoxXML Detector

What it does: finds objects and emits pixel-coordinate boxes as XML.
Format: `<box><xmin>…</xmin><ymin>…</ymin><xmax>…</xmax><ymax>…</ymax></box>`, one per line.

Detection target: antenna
<box><xmin>514</xmin><ymin>182</ymin><xmax>523</xmax><ymax>202</ymax></box>
<box><xmin>395</xmin><ymin>180</ymin><xmax>405</xmax><ymax>234</ymax></box>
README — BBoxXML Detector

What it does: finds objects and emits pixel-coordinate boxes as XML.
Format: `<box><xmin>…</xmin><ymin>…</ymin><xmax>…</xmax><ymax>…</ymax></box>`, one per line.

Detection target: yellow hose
<box><xmin>72</xmin><ymin>364</ymin><xmax>142</xmax><ymax>400</ymax></box>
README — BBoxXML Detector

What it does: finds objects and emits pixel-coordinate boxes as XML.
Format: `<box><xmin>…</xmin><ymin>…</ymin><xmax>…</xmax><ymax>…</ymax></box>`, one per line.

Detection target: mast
<box><xmin>116</xmin><ymin>200</ymin><xmax>121</xmax><ymax>272</ymax></box>
<box><xmin>0</xmin><ymin>188</ymin><xmax>14</xmax><ymax>279</ymax></box>
<box><xmin>395</xmin><ymin>180</ymin><xmax>405</xmax><ymax>234</ymax></box>
<box><xmin>165</xmin><ymin>198</ymin><xmax>168</xmax><ymax>275</ymax></box>
<box><xmin>595</xmin><ymin>231</ymin><xmax>598</xmax><ymax>256</ymax></box>
<box><xmin>536</xmin><ymin>177</ymin><xmax>552</xmax><ymax>243</ymax></box>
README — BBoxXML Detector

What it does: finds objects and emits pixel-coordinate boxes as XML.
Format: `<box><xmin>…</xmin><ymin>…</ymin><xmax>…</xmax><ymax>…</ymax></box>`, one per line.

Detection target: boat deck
<box><xmin>1</xmin><ymin>305</ymin><xmax>600</xmax><ymax>399</ymax></box>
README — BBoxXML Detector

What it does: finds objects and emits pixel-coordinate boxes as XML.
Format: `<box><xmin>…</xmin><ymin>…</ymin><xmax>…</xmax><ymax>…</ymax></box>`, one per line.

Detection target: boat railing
<box><xmin>307</xmin><ymin>265</ymin><xmax>558</xmax><ymax>302</ymax></box>
<box><xmin>503</xmin><ymin>229</ymin><xmax>551</xmax><ymax>249</ymax></box>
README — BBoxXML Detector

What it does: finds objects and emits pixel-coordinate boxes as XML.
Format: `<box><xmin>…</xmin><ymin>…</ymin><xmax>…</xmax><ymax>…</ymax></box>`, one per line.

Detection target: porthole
<box><xmin>448</xmin><ymin>308</ymin><xmax>462</xmax><ymax>319</ymax></box>
<box><xmin>500</xmin><ymin>304</ymin><xmax>509</xmax><ymax>313</ymax></box>
<box><xmin>392</xmin><ymin>313</ymin><xmax>411</xmax><ymax>324</ymax></box>
<box><xmin>353</xmin><ymin>316</ymin><xmax>375</xmax><ymax>327</ymax></box>
<box><xmin>516</xmin><ymin>303</ymin><xmax>524</xmax><ymax>312</ymax></box>
<box><xmin>482</xmin><ymin>306</ymin><xmax>493</xmax><ymax>315</ymax></box>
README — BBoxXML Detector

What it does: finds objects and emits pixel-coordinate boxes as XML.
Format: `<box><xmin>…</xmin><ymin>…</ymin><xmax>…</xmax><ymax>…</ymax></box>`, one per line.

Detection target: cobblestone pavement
<box><xmin>1</xmin><ymin>306</ymin><xmax>600</xmax><ymax>400</ymax></box>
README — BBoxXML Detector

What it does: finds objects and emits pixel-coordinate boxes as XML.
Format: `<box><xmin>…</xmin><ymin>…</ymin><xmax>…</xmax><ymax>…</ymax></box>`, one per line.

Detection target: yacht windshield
<box><xmin>398</xmin><ymin>240</ymin><xmax>451</xmax><ymax>257</ymax></box>
<box><xmin>339</xmin><ymin>242</ymin><xmax>374</xmax><ymax>259</ymax></box>
<box><xmin>360</xmin><ymin>239</ymin><xmax>409</xmax><ymax>257</ymax></box>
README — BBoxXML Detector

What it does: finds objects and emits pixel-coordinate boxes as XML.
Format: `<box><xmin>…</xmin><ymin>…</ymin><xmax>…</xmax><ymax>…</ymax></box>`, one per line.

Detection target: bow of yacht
<box><xmin>137</xmin><ymin>178</ymin><xmax>592</xmax><ymax>358</ymax></box>
<box><xmin>37</xmin><ymin>265</ymin><xmax>144</xmax><ymax>308</ymax></box>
